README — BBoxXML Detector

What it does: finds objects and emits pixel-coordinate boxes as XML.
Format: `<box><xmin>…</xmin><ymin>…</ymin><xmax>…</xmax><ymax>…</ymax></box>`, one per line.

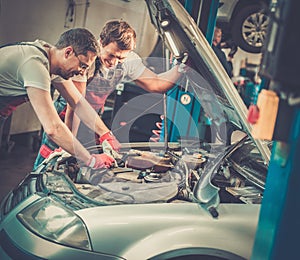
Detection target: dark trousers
<box><xmin>0</xmin><ymin>95</ymin><xmax>28</xmax><ymax>153</ymax></box>
<box><xmin>0</xmin><ymin>116</ymin><xmax>6</xmax><ymax>150</ymax></box>
<box><xmin>32</xmin><ymin>95</ymin><xmax>67</xmax><ymax>170</ymax></box>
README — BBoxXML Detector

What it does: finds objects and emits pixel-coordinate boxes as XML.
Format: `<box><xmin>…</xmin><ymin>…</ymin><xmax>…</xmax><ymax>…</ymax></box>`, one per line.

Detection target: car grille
<box><xmin>0</xmin><ymin>173</ymin><xmax>45</xmax><ymax>221</ymax></box>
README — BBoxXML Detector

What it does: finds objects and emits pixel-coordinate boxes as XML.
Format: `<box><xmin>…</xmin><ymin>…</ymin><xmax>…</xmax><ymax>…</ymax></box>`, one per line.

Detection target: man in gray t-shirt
<box><xmin>33</xmin><ymin>20</ymin><xmax>186</xmax><ymax>170</ymax></box>
<box><xmin>0</xmin><ymin>28</ymin><xmax>118</xmax><ymax>170</ymax></box>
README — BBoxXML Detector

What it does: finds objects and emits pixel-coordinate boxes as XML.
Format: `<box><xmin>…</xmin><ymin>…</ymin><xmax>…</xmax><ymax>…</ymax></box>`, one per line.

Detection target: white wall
<box><xmin>0</xmin><ymin>0</ymin><xmax>159</xmax><ymax>135</ymax></box>
<box><xmin>230</xmin><ymin>48</ymin><xmax>262</xmax><ymax>77</ymax></box>
<box><xmin>0</xmin><ymin>0</ymin><xmax>158</xmax><ymax>57</ymax></box>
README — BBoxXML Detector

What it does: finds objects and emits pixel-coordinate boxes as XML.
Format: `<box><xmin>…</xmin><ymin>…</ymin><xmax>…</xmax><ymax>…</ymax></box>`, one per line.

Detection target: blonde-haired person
<box><xmin>212</xmin><ymin>26</ymin><xmax>237</xmax><ymax>78</ymax></box>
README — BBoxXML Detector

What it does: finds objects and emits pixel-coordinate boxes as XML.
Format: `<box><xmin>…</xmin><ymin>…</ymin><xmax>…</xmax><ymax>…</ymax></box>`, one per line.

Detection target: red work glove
<box><xmin>99</xmin><ymin>131</ymin><xmax>121</xmax><ymax>151</ymax></box>
<box><xmin>86</xmin><ymin>153</ymin><xmax>115</xmax><ymax>169</ymax></box>
<box><xmin>247</xmin><ymin>104</ymin><xmax>260</xmax><ymax>124</ymax></box>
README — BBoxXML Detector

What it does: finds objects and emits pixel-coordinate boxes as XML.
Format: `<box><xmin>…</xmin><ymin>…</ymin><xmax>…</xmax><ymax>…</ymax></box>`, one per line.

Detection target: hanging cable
<box><xmin>150</xmin><ymin>115</ymin><xmax>163</xmax><ymax>142</ymax></box>
<box><xmin>82</xmin><ymin>0</ymin><xmax>90</xmax><ymax>28</ymax></box>
<box><xmin>64</xmin><ymin>0</ymin><xmax>76</xmax><ymax>28</ymax></box>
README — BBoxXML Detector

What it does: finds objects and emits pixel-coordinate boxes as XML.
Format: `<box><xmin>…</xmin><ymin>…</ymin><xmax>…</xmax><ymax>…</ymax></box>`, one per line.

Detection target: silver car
<box><xmin>0</xmin><ymin>0</ymin><xmax>270</xmax><ymax>259</ymax></box>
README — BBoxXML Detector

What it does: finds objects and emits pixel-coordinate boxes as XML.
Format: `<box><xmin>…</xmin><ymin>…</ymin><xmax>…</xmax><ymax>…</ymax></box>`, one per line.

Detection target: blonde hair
<box><xmin>99</xmin><ymin>20</ymin><xmax>136</xmax><ymax>50</ymax></box>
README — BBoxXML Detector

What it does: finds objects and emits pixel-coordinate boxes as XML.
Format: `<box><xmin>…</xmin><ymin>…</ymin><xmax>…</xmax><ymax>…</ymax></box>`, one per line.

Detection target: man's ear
<box><xmin>99</xmin><ymin>39</ymin><xmax>105</xmax><ymax>48</ymax></box>
<box><xmin>65</xmin><ymin>46</ymin><xmax>74</xmax><ymax>58</ymax></box>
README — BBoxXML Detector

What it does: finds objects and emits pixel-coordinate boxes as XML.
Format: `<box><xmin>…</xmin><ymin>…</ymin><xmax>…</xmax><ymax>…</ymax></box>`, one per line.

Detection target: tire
<box><xmin>231</xmin><ymin>4</ymin><xmax>269</xmax><ymax>53</ymax></box>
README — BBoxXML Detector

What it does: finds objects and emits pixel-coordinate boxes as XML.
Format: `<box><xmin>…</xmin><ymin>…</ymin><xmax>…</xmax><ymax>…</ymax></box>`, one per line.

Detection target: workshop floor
<box><xmin>0</xmin><ymin>136</ymin><xmax>38</xmax><ymax>202</ymax></box>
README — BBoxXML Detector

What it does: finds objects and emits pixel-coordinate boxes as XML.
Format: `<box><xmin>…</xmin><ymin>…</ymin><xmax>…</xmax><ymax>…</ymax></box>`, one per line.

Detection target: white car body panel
<box><xmin>77</xmin><ymin>203</ymin><xmax>260</xmax><ymax>259</ymax></box>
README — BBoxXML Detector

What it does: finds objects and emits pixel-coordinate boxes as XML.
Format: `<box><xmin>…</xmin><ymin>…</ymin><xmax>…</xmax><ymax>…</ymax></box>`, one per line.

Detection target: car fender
<box><xmin>122</xmin><ymin>205</ymin><xmax>259</xmax><ymax>260</ymax></box>
<box><xmin>77</xmin><ymin>203</ymin><xmax>260</xmax><ymax>260</ymax></box>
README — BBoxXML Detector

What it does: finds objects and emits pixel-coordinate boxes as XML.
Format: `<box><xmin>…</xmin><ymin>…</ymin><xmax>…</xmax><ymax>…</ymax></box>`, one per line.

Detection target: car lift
<box><xmin>251</xmin><ymin>0</ymin><xmax>300</xmax><ymax>258</ymax></box>
<box><xmin>163</xmin><ymin>0</ymin><xmax>219</xmax><ymax>143</ymax></box>
<box><xmin>173</xmin><ymin>1</ymin><xmax>300</xmax><ymax>258</ymax></box>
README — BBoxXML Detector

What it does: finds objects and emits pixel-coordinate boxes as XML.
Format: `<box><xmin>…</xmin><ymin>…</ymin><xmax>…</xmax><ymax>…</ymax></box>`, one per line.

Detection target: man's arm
<box><xmin>54</xmin><ymin>79</ymin><xmax>110</xmax><ymax>136</ymax></box>
<box><xmin>64</xmin><ymin>80</ymin><xmax>86</xmax><ymax>136</ymax></box>
<box><xmin>53</xmin><ymin>79</ymin><xmax>120</xmax><ymax>151</ymax></box>
<box><xmin>134</xmin><ymin>66</ymin><xmax>182</xmax><ymax>93</ymax></box>
<box><xmin>26</xmin><ymin>87</ymin><xmax>91</xmax><ymax>164</ymax></box>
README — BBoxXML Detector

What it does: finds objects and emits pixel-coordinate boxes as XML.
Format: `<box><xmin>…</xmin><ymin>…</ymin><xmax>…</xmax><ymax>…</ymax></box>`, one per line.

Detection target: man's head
<box><xmin>99</xmin><ymin>20</ymin><xmax>136</xmax><ymax>68</ymax></box>
<box><xmin>54</xmin><ymin>28</ymin><xmax>100</xmax><ymax>79</ymax></box>
<box><xmin>213</xmin><ymin>27</ymin><xmax>222</xmax><ymax>47</ymax></box>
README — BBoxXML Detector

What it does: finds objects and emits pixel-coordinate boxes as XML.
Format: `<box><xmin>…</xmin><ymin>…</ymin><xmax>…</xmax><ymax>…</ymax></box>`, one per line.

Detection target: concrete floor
<box><xmin>0</xmin><ymin>136</ymin><xmax>37</xmax><ymax>202</ymax></box>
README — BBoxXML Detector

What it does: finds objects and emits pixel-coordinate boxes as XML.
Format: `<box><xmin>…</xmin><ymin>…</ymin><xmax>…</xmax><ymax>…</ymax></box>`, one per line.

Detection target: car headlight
<box><xmin>17</xmin><ymin>197</ymin><xmax>91</xmax><ymax>251</ymax></box>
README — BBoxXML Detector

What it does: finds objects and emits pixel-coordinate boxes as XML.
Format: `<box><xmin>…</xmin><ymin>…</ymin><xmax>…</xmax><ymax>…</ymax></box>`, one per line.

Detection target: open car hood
<box><xmin>145</xmin><ymin>0</ymin><xmax>270</xmax><ymax>163</ymax></box>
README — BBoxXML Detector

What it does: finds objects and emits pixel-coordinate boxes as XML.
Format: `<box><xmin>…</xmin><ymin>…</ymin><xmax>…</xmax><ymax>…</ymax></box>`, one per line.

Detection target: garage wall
<box><xmin>0</xmin><ymin>0</ymin><xmax>157</xmax><ymax>56</ymax></box>
<box><xmin>0</xmin><ymin>0</ymin><xmax>158</xmax><ymax>135</ymax></box>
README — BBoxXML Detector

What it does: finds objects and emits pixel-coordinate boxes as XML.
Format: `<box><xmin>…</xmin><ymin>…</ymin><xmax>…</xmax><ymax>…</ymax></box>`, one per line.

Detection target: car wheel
<box><xmin>231</xmin><ymin>4</ymin><xmax>269</xmax><ymax>53</ymax></box>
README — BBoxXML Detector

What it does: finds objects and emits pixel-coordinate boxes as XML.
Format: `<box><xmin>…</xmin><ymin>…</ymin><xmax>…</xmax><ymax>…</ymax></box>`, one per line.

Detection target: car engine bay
<box><xmin>41</xmin><ymin>136</ymin><xmax>265</xmax><ymax>211</ymax></box>
<box><xmin>0</xmin><ymin>136</ymin><xmax>267</xmax><ymax>222</ymax></box>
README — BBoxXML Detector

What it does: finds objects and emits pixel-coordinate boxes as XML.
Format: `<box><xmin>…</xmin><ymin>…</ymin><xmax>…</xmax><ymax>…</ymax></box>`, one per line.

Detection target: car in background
<box><xmin>217</xmin><ymin>0</ymin><xmax>270</xmax><ymax>53</ymax></box>
<box><xmin>0</xmin><ymin>0</ymin><xmax>271</xmax><ymax>259</ymax></box>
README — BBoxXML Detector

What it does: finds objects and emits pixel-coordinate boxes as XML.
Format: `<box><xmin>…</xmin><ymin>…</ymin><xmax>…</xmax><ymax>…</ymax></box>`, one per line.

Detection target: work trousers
<box><xmin>0</xmin><ymin>95</ymin><xmax>28</xmax><ymax>153</ymax></box>
<box><xmin>32</xmin><ymin>95</ymin><xmax>67</xmax><ymax>171</ymax></box>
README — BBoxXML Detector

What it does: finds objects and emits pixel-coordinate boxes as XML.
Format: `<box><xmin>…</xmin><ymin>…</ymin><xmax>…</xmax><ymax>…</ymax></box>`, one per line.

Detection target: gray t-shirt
<box><xmin>72</xmin><ymin>51</ymin><xmax>146</xmax><ymax>84</ymax></box>
<box><xmin>0</xmin><ymin>40</ymin><xmax>51</xmax><ymax>96</ymax></box>
<box><xmin>72</xmin><ymin>51</ymin><xmax>146</xmax><ymax>110</ymax></box>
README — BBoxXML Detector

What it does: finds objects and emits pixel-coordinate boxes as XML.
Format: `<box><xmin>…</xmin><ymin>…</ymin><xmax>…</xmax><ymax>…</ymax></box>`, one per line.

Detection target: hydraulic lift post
<box><xmin>251</xmin><ymin>0</ymin><xmax>300</xmax><ymax>258</ymax></box>
<box><xmin>164</xmin><ymin>0</ymin><xmax>219</xmax><ymax>143</ymax></box>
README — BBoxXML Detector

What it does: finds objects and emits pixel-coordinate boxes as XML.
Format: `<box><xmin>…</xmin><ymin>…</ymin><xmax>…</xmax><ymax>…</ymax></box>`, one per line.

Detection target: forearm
<box><xmin>71</xmin><ymin>113</ymin><xmax>81</xmax><ymax>137</ymax></box>
<box><xmin>157</xmin><ymin>65</ymin><xmax>182</xmax><ymax>91</ymax></box>
<box><xmin>65</xmin><ymin>80</ymin><xmax>87</xmax><ymax>135</ymax></box>
<box><xmin>65</xmin><ymin>103</ymin><xmax>81</xmax><ymax>136</ymax></box>
<box><xmin>26</xmin><ymin>86</ymin><xmax>92</xmax><ymax>164</ymax></box>
<box><xmin>135</xmin><ymin>66</ymin><xmax>182</xmax><ymax>93</ymax></box>
<box><xmin>73</xmin><ymin>95</ymin><xmax>110</xmax><ymax>136</ymax></box>
<box><xmin>55</xmin><ymin>80</ymin><xmax>109</xmax><ymax>136</ymax></box>
<box><xmin>46</xmin><ymin>121</ymin><xmax>91</xmax><ymax>164</ymax></box>
<box><xmin>65</xmin><ymin>104</ymin><xmax>74</xmax><ymax>130</ymax></box>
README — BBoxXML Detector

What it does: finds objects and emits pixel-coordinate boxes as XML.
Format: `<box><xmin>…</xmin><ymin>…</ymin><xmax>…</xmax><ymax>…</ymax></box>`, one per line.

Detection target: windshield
<box><xmin>145</xmin><ymin>0</ymin><xmax>270</xmax><ymax>163</ymax></box>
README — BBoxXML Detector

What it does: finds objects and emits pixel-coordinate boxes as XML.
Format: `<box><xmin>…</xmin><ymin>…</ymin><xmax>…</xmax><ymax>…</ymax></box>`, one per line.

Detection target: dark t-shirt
<box><xmin>212</xmin><ymin>44</ymin><xmax>233</xmax><ymax>78</ymax></box>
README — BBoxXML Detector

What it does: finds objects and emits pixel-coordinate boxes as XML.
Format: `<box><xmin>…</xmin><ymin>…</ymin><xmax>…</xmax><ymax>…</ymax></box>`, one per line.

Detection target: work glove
<box><xmin>221</xmin><ymin>39</ymin><xmax>238</xmax><ymax>59</ymax></box>
<box><xmin>98</xmin><ymin>131</ymin><xmax>121</xmax><ymax>151</ymax></box>
<box><xmin>102</xmin><ymin>139</ymin><xmax>122</xmax><ymax>160</ymax></box>
<box><xmin>41</xmin><ymin>147</ymin><xmax>70</xmax><ymax>167</ymax></box>
<box><xmin>86</xmin><ymin>153</ymin><xmax>115</xmax><ymax>169</ymax></box>
<box><xmin>173</xmin><ymin>52</ymin><xmax>191</xmax><ymax>73</ymax></box>
<box><xmin>228</xmin><ymin>44</ymin><xmax>238</xmax><ymax>59</ymax></box>
<box><xmin>247</xmin><ymin>104</ymin><xmax>260</xmax><ymax>124</ymax></box>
